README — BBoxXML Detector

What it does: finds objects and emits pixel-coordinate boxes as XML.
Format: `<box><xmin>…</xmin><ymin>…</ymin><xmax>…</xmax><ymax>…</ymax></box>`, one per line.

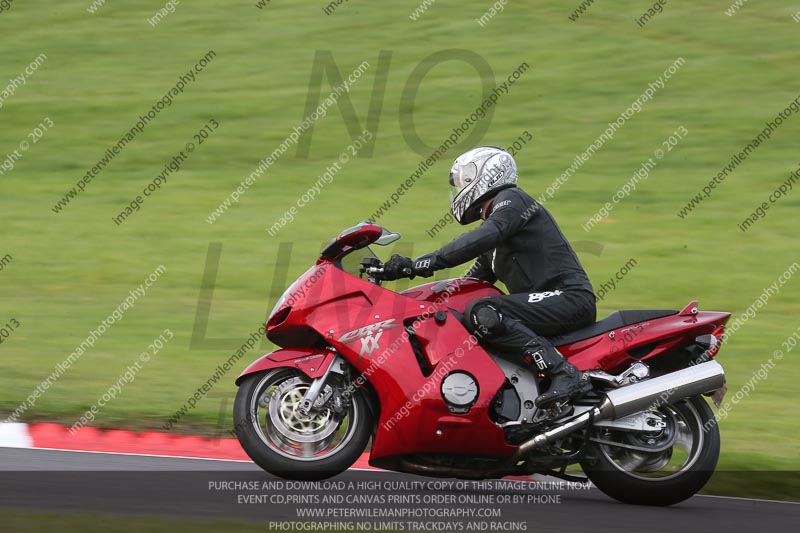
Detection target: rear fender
<box><xmin>235</xmin><ymin>347</ymin><xmax>336</xmax><ymax>385</ymax></box>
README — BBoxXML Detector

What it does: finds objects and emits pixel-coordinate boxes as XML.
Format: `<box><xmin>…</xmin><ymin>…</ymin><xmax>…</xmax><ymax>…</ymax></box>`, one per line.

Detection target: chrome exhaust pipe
<box><xmin>515</xmin><ymin>360</ymin><xmax>725</xmax><ymax>458</ymax></box>
<box><xmin>602</xmin><ymin>360</ymin><xmax>725</xmax><ymax>420</ymax></box>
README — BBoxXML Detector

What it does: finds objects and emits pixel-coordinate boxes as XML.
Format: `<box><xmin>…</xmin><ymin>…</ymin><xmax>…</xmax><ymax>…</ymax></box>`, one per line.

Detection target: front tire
<box><xmin>233</xmin><ymin>368</ymin><xmax>373</xmax><ymax>480</ymax></box>
<box><xmin>580</xmin><ymin>396</ymin><xmax>720</xmax><ymax>506</ymax></box>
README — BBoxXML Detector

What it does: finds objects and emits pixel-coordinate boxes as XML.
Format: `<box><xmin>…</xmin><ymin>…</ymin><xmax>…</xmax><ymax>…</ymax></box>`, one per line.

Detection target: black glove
<box><xmin>383</xmin><ymin>254</ymin><xmax>414</xmax><ymax>280</ymax></box>
<box><xmin>412</xmin><ymin>254</ymin><xmax>437</xmax><ymax>278</ymax></box>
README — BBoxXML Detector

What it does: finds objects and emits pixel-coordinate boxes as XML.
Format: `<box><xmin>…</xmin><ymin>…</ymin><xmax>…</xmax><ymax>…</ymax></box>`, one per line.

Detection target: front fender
<box><xmin>235</xmin><ymin>347</ymin><xmax>337</xmax><ymax>385</ymax></box>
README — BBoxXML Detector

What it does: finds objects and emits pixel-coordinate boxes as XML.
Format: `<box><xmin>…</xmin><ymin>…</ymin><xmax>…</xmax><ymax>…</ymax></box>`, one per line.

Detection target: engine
<box><xmin>440</xmin><ymin>372</ymin><xmax>479</xmax><ymax>414</ymax></box>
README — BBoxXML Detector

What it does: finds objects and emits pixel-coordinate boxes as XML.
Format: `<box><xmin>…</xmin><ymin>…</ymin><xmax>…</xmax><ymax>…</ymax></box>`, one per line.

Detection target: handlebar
<box><xmin>361</xmin><ymin>265</ymin><xmax>414</xmax><ymax>280</ymax></box>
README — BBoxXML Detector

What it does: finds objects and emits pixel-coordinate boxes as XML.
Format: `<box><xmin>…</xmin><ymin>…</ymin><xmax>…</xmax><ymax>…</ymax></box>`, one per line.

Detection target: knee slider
<box><xmin>465</xmin><ymin>302</ymin><xmax>504</xmax><ymax>337</ymax></box>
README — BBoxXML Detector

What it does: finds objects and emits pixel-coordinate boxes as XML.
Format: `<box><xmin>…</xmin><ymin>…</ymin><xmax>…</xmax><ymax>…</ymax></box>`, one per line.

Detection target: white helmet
<box><xmin>449</xmin><ymin>146</ymin><xmax>518</xmax><ymax>224</ymax></box>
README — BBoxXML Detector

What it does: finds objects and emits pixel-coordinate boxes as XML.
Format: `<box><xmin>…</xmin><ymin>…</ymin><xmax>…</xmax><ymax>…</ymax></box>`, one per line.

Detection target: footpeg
<box><xmin>533</xmin><ymin>401</ymin><xmax>574</xmax><ymax>423</ymax></box>
<box><xmin>586</xmin><ymin>362</ymin><xmax>650</xmax><ymax>388</ymax></box>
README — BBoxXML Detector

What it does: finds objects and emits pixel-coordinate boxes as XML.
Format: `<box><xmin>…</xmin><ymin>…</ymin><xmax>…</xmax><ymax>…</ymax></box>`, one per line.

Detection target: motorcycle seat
<box><xmin>550</xmin><ymin>309</ymin><xmax>678</xmax><ymax>346</ymax></box>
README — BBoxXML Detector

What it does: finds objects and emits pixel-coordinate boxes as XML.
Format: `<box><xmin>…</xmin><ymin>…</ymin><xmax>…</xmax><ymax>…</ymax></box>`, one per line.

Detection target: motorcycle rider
<box><xmin>383</xmin><ymin>146</ymin><xmax>596</xmax><ymax>418</ymax></box>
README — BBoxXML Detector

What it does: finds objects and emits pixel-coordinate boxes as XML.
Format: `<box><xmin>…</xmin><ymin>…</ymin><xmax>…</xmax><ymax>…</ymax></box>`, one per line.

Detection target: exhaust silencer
<box><xmin>516</xmin><ymin>360</ymin><xmax>725</xmax><ymax>457</ymax></box>
<box><xmin>601</xmin><ymin>360</ymin><xmax>725</xmax><ymax>420</ymax></box>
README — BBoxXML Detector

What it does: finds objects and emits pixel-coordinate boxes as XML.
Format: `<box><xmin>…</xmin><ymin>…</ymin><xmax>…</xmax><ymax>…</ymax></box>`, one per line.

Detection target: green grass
<box><xmin>1</xmin><ymin>0</ymin><xmax>798</xmax><ymax>497</ymax></box>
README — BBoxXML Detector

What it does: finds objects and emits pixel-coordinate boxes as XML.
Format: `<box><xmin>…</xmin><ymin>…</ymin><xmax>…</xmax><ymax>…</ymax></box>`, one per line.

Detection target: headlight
<box><xmin>268</xmin><ymin>276</ymin><xmax>305</xmax><ymax>323</ymax></box>
<box><xmin>268</xmin><ymin>306</ymin><xmax>291</xmax><ymax>327</ymax></box>
<box><xmin>268</xmin><ymin>294</ymin><xmax>287</xmax><ymax>321</ymax></box>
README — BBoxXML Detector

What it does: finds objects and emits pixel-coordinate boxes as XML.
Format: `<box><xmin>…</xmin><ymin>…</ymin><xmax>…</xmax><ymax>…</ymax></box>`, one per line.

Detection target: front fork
<box><xmin>296</xmin><ymin>354</ymin><xmax>348</xmax><ymax>416</ymax></box>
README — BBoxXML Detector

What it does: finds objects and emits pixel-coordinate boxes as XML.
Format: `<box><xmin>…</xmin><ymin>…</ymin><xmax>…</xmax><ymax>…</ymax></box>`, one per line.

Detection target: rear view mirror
<box><xmin>375</xmin><ymin>229</ymin><xmax>401</xmax><ymax>246</ymax></box>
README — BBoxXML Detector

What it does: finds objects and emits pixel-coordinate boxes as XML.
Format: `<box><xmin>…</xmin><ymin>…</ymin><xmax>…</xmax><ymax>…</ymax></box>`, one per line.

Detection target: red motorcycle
<box><xmin>234</xmin><ymin>223</ymin><xmax>729</xmax><ymax>506</ymax></box>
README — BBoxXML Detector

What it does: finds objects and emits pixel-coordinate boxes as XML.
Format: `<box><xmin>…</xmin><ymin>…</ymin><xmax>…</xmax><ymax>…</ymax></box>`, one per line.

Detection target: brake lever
<box><xmin>365</xmin><ymin>266</ymin><xmax>414</xmax><ymax>283</ymax></box>
<box><xmin>363</xmin><ymin>266</ymin><xmax>385</xmax><ymax>285</ymax></box>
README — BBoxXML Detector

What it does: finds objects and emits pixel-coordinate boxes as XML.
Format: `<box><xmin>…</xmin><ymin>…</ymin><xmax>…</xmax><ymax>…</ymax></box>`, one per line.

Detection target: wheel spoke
<box><xmin>673</xmin><ymin>421</ymin><xmax>694</xmax><ymax>454</ymax></box>
<box><xmin>249</xmin><ymin>372</ymin><xmax>358</xmax><ymax>462</ymax></box>
<box><xmin>299</xmin><ymin>440</ymin><xmax>316</xmax><ymax>458</ymax></box>
<box><xmin>617</xmin><ymin>451</ymin><xmax>648</xmax><ymax>472</ymax></box>
<box><xmin>593</xmin><ymin>400</ymin><xmax>707</xmax><ymax>481</ymax></box>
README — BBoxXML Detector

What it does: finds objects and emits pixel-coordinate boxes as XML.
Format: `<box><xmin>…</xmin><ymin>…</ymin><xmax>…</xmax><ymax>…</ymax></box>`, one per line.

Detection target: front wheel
<box><xmin>233</xmin><ymin>368</ymin><xmax>373</xmax><ymax>480</ymax></box>
<box><xmin>580</xmin><ymin>396</ymin><xmax>720</xmax><ymax>506</ymax></box>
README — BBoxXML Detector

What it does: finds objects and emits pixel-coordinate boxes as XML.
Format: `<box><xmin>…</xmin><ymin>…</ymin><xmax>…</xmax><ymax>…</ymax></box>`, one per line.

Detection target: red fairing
<box><xmin>245</xmin><ymin>264</ymin><xmax>516</xmax><ymax>459</ymax></box>
<box><xmin>241</xmin><ymin>239</ymin><xmax>731</xmax><ymax>469</ymax></box>
<box><xmin>563</xmin><ymin>310</ymin><xmax>730</xmax><ymax>373</ymax></box>
<box><xmin>236</xmin><ymin>348</ymin><xmax>336</xmax><ymax>385</ymax></box>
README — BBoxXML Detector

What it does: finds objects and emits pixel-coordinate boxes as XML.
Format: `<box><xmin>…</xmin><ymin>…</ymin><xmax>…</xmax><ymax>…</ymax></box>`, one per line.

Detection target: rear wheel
<box><xmin>233</xmin><ymin>368</ymin><xmax>373</xmax><ymax>480</ymax></box>
<box><xmin>580</xmin><ymin>396</ymin><xmax>719</xmax><ymax>506</ymax></box>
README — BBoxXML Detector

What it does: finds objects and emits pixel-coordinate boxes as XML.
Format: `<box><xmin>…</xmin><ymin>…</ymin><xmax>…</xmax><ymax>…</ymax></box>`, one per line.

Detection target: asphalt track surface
<box><xmin>0</xmin><ymin>448</ymin><xmax>797</xmax><ymax>532</ymax></box>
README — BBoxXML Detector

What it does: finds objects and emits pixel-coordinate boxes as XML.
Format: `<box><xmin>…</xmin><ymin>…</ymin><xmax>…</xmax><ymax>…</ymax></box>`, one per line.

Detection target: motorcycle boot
<box><xmin>522</xmin><ymin>340</ymin><xmax>592</xmax><ymax>419</ymax></box>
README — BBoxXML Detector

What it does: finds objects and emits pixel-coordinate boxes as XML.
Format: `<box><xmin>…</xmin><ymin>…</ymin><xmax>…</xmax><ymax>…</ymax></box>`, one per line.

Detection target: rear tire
<box><xmin>580</xmin><ymin>396</ymin><xmax>720</xmax><ymax>506</ymax></box>
<box><xmin>233</xmin><ymin>369</ymin><xmax>373</xmax><ymax>480</ymax></box>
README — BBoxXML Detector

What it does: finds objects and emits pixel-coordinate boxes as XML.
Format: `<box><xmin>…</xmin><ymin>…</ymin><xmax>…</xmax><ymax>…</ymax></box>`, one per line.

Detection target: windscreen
<box><xmin>337</xmin><ymin>246</ymin><xmax>379</xmax><ymax>278</ymax></box>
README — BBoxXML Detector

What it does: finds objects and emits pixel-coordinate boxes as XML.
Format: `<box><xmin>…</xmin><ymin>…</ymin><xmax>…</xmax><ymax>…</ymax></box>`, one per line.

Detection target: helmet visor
<box><xmin>449</xmin><ymin>161</ymin><xmax>477</xmax><ymax>190</ymax></box>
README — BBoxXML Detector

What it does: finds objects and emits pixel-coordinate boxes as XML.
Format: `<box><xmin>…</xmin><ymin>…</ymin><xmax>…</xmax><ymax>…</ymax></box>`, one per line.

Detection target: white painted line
<box><xmin>3</xmin><ymin>425</ymin><xmax>793</xmax><ymax>504</ymax></box>
<box><xmin>20</xmin><ymin>447</ymin><xmax>254</xmax><ymax>463</ymax></box>
<box><xmin>0</xmin><ymin>423</ymin><xmax>33</xmax><ymax>448</ymax></box>
<box><xmin>696</xmin><ymin>493</ymin><xmax>800</xmax><ymax>505</ymax></box>
<box><xmin>3</xmin><ymin>447</ymin><xmax>388</xmax><ymax>473</ymax></box>
<box><xmin>19</xmin><ymin>449</ymin><xmax>800</xmax><ymax>504</ymax></box>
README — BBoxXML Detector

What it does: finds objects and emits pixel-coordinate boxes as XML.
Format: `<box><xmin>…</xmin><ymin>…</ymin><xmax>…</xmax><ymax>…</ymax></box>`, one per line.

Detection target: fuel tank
<box><xmin>399</xmin><ymin>278</ymin><xmax>503</xmax><ymax>313</ymax></box>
